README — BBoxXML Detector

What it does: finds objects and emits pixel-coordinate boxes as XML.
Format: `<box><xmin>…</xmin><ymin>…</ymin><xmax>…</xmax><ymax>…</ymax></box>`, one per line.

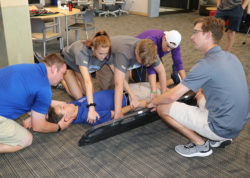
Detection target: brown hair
<box><xmin>136</xmin><ymin>39</ymin><xmax>157</xmax><ymax>67</ymax></box>
<box><xmin>82</xmin><ymin>30</ymin><xmax>112</xmax><ymax>59</ymax></box>
<box><xmin>194</xmin><ymin>16</ymin><xmax>225</xmax><ymax>44</ymax></box>
<box><xmin>42</xmin><ymin>53</ymin><xmax>66</xmax><ymax>71</ymax></box>
<box><xmin>47</xmin><ymin>106</ymin><xmax>63</xmax><ymax>124</ymax></box>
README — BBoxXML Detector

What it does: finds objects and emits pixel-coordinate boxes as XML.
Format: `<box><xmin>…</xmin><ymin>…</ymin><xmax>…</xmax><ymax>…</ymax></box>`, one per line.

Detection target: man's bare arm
<box><xmin>114</xmin><ymin>68</ymin><xmax>126</xmax><ymax>119</ymax></box>
<box><xmin>153</xmin><ymin>62</ymin><xmax>167</xmax><ymax>93</ymax></box>
<box><xmin>30</xmin><ymin>110</ymin><xmax>73</xmax><ymax>132</ymax></box>
<box><xmin>150</xmin><ymin>83</ymin><xmax>189</xmax><ymax>105</ymax></box>
<box><xmin>111</xmin><ymin>100</ymin><xmax>148</xmax><ymax>119</ymax></box>
<box><xmin>148</xmin><ymin>74</ymin><xmax>157</xmax><ymax>94</ymax></box>
<box><xmin>178</xmin><ymin>69</ymin><xmax>186</xmax><ymax>80</ymax></box>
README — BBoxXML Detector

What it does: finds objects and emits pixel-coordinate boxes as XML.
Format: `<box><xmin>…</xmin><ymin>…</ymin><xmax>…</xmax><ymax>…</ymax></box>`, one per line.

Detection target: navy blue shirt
<box><xmin>72</xmin><ymin>90</ymin><xmax>127</xmax><ymax>126</ymax></box>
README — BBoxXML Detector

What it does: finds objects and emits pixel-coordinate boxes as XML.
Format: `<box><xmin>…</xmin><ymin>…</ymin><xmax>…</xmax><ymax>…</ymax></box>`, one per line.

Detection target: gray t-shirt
<box><xmin>182</xmin><ymin>46</ymin><xmax>249</xmax><ymax>138</ymax></box>
<box><xmin>62</xmin><ymin>40</ymin><xmax>110</xmax><ymax>73</ymax></box>
<box><xmin>109</xmin><ymin>36</ymin><xmax>161</xmax><ymax>73</ymax></box>
<box><xmin>218</xmin><ymin>0</ymin><xmax>243</xmax><ymax>10</ymax></box>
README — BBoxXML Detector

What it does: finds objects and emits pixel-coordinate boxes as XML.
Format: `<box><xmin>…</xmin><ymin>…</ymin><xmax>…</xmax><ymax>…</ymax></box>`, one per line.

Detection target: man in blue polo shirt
<box><xmin>149</xmin><ymin>16</ymin><xmax>249</xmax><ymax>157</ymax></box>
<box><xmin>0</xmin><ymin>54</ymin><xmax>71</xmax><ymax>153</ymax></box>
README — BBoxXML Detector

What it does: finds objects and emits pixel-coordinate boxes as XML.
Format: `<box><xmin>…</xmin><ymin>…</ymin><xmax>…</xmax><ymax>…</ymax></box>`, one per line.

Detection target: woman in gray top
<box><xmin>61</xmin><ymin>30</ymin><xmax>112</xmax><ymax>124</ymax></box>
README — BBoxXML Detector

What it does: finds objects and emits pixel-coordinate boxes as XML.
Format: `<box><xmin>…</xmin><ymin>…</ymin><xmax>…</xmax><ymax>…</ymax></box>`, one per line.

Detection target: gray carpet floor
<box><xmin>1</xmin><ymin>11</ymin><xmax>250</xmax><ymax>177</ymax></box>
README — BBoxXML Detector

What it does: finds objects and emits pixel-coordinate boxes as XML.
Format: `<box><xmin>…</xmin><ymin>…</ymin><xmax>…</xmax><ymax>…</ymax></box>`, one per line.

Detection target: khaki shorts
<box><xmin>0</xmin><ymin>116</ymin><xmax>29</xmax><ymax>147</ymax></box>
<box><xmin>129</xmin><ymin>82</ymin><xmax>160</xmax><ymax>101</ymax></box>
<box><xmin>169</xmin><ymin>96</ymin><xmax>227</xmax><ymax>141</ymax></box>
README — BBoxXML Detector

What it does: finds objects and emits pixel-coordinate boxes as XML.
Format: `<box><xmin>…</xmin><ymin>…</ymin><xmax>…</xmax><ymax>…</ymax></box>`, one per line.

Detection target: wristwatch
<box><xmin>86</xmin><ymin>103</ymin><xmax>96</xmax><ymax>108</ymax></box>
<box><xmin>57</xmin><ymin>124</ymin><xmax>61</xmax><ymax>132</ymax></box>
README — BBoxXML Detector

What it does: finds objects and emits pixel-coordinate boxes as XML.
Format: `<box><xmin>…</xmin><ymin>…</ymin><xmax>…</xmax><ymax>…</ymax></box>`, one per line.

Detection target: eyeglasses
<box><xmin>193</xmin><ymin>29</ymin><xmax>203</xmax><ymax>35</ymax></box>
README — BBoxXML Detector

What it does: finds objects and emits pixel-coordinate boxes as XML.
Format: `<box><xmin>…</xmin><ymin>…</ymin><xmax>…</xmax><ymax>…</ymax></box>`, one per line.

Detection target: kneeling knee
<box><xmin>21</xmin><ymin>131</ymin><xmax>33</xmax><ymax>148</ymax></box>
<box><xmin>156</xmin><ymin>105</ymin><xmax>164</xmax><ymax>117</ymax></box>
<box><xmin>156</xmin><ymin>104</ymin><xmax>171</xmax><ymax>118</ymax></box>
<box><xmin>26</xmin><ymin>132</ymin><xmax>33</xmax><ymax>147</ymax></box>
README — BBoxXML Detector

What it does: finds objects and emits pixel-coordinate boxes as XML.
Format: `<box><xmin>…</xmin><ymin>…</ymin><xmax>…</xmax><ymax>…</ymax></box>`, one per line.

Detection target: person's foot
<box><xmin>209</xmin><ymin>139</ymin><xmax>232</xmax><ymax>148</ymax></box>
<box><xmin>175</xmin><ymin>140</ymin><xmax>212</xmax><ymax>157</ymax></box>
<box><xmin>56</xmin><ymin>83</ymin><xmax>65</xmax><ymax>90</ymax></box>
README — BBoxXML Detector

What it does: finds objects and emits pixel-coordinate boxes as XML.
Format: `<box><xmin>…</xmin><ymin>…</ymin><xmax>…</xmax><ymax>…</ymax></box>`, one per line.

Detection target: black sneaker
<box><xmin>209</xmin><ymin>139</ymin><xmax>232</xmax><ymax>148</ymax></box>
<box><xmin>171</xmin><ymin>64</ymin><xmax>181</xmax><ymax>85</ymax></box>
<box><xmin>91</xmin><ymin>71</ymin><xmax>96</xmax><ymax>78</ymax></box>
<box><xmin>175</xmin><ymin>140</ymin><xmax>213</xmax><ymax>157</ymax></box>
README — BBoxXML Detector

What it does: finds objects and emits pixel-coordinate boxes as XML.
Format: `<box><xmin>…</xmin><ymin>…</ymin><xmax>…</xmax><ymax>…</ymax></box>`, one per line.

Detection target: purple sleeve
<box><xmin>147</xmin><ymin>65</ymin><xmax>156</xmax><ymax>75</ymax></box>
<box><xmin>146</xmin><ymin>55</ymin><xmax>161</xmax><ymax>75</ymax></box>
<box><xmin>171</xmin><ymin>46</ymin><xmax>184</xmax><ymax>71</ymax></box>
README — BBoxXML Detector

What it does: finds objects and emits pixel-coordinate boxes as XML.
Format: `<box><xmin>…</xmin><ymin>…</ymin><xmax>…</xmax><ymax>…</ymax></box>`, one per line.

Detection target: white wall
<box><xmin>0</xmin><ymin>0</ymin><xmax>33</xmax><ymax>67</ymax></box>
<box><xmin>200</xmin><ymin>0</ymin><xmax>217</xmax><ymax>5</ymax></box>
<box><xmin>125</xmin><ymin>0</ymin><xmax>148</xmax><ymax>16</ymax></box>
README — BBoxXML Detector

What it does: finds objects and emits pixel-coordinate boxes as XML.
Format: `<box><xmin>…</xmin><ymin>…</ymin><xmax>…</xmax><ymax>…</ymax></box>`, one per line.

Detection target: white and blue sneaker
<box><xmin>175</xmin><ymin>140</ymin><xmax>213</xmax><ymax>157</ymax></box>
<box><xmin>209</xmin><ymin>139</ymin><xmax>232</xmax><ymax>148</ymax></box>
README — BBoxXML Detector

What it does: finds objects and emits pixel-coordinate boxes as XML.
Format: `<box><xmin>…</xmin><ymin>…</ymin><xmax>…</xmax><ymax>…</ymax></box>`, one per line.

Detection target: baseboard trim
<box><xmin>128</xmin><ymin>11</ymin><xmax>148</xmax><ymax>16</ymax></box>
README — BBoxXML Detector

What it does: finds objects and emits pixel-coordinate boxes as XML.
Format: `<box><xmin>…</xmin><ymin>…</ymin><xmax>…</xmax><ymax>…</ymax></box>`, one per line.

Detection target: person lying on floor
<box><xmin>22</xmin><ymin>89</ymin><xmax>147</xmax><ymax>128</ymax></box>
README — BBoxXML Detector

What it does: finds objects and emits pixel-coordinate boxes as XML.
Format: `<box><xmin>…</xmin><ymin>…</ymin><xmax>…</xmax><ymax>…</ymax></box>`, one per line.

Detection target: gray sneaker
<box><xmin>209</xmin><ymin>139</ymin><xmax>232</xmax><ymax>148</ymax></box>
<box><xmin>175</xmin><ymin>140</ymin><xmax>213</xmax><ymax>157</ymax></box>
<box><xmin>56</xmin><ymin>83</ymin><xmax>65</xmax><ymax>90</ymax></box>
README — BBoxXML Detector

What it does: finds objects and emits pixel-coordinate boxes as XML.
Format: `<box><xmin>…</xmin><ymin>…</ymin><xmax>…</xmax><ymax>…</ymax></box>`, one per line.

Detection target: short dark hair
<box><xmin>42</xmin><ymin>53</ymin><xmax>66</xmax><ymax>71</ymax></box>
<box><xmin>194</xmin><ymin>16</ymin><xmax>225</xmax><ymax>44</ymax></box>
<box><xmin>47</xmin><ymin>106</ymin><xmax>63</xmax><ymax>124</ymax></box>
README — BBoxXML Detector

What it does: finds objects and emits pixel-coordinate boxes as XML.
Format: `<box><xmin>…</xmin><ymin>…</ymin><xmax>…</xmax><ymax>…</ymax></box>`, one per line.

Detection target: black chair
<box><xmin>113</xmin><ymin>0</ymin><xmax>128</xmax><ymax>16</ymax></box>
<box><xmin>99</xmin><ymin>0</ymin><xmax>117</xmax><ymax>17</ymax></box>
<box><xmin>242</xmin><ymin>14</ymin><xmax>250</xmax><ymax>45</ymax></box>
<box><xmin>74</xmin><ymin>0</ymin><xmax>91</xmax><ymax>11</ymax></box>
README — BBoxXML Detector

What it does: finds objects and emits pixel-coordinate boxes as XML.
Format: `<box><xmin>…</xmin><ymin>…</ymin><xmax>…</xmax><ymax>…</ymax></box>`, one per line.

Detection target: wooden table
<box><xmin>31</xmin><ymin>7</ymin><xmax>81</xmax><ymax>47</ymax></box>
<box><xmin>46</xmin><ymin>7</ymin><xmax>81</xmax><ymax>46</ymax></box>
<box><xmin>206</xmin><ymin>7</ymin><xmax>217</xmax><ymax>11</ymax></box>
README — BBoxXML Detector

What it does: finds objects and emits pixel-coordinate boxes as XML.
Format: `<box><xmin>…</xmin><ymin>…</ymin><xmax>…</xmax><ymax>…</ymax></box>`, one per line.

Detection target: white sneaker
<box><xmin>175</xmin><ymin>140</ymin><xmax>213</xmax><ymax>157</ymax></box>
